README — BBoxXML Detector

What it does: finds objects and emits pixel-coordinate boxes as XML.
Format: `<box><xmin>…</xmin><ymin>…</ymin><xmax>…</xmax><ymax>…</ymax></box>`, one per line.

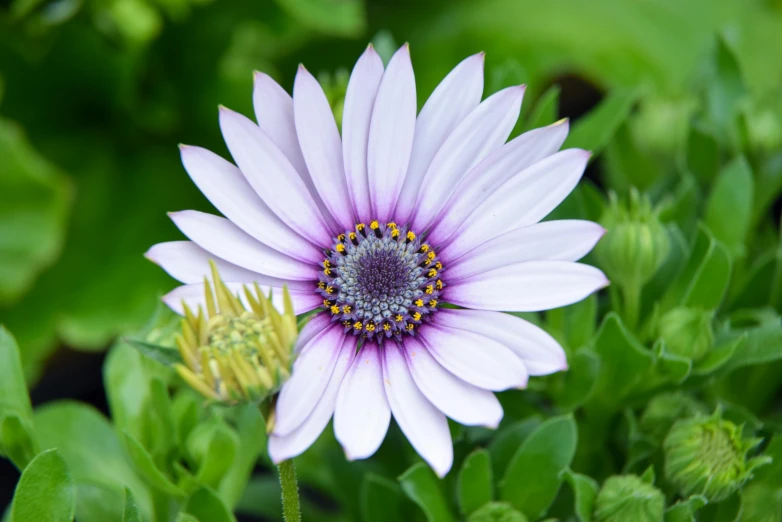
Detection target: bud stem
<box><xmin>622</xmin><ymin>282</ymin><xmax>641</xmax><ymax>330</ymax></box>
<box><xmin>278</xmin><ymin>459</ymin><xmax>301</xmax><ymax>522</ymax></box>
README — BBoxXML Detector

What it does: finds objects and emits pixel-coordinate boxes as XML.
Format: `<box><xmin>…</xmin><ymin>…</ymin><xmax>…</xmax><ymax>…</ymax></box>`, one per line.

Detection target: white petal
<box><xmin>382</xmin><ymin>344</ymin><xmax>453</xmax><ymax>477</ymax></box>
<box><xmin>334</xmin><ymin>344</ymin><xmax>391</xmax><ymax>460</ymax></box>
<box><xmin>410</xmin><ymin>86</ymin><xmax>525</xmax><ymax>232</ymax></box>
<box><xmin>419</xmin><ymin>324</ymin><xmax>528</xmax><ymax>391</ymax></box>
<box><xmin>145</xmin><ymin>241</ymin><xmax>311</xmax><ymax>290</ymax></box>
<box><xmin>444</xmin><ymin>261</ymin><xmax>609</xmax><ymax>312</ymax></box>
<box><xmin>253</xmin><ymin>72</ymin><xmax>341</xmax><ymax>232</ymax></box>
<box><xmin>293</xmin><ymin>66</ymin><xmax>354</xmax><ymax>230</ymax></box>
<box><xmin>342</xmin><ymin>46</ymin><xmax>384</xmax><ymax>224</ymax></box>
<box><xmin>162</xmin><ymin>283</ymin><xmax>320</xmax><ymax>316</ymax></box>
<box><xmin>367</xmin><ymin>44</ymin><xmax>416</xmax><ymax>223</ymax></box>
<box><xmin>273</xmin><ymin>324</ymin><xmax>347</xmax><ymax>436</ymax></box>
<box><xmin>169</xmin><ymin>211</ymin><xmax>318</xmax><ymax>281</ymax></box>
<box><xmin>268</xmin><ymin>335</ymin><xmax>357</xmax><ymax>463</ymax></box>
<box><xmin>401</xmin><ymin>337</ymin><xmax>502</xmax><ymax>428</ymax></box>
<box><xmin>433</xmin><ymin>309</ymin><xmax>567</xmax><ymax>376</ymax></box>
<box><xmin>427</xmin><ymin>120</ymin><xmax>569</xmax><ymax>245</ymax></box>
<box><xmin>219</xmin><ymin>107</ymin><xmax>333</xmax><ymax>246</ymax></box>
<box><xmin>394</xmin><ymin>53</ymin><xmax>484</xmax><ymax>224</ymax></box>
<box><xmin>439</xmin><ymin>149</ymin><xmax>590</xmax><ymax>261</ymax></box>
<box><xmin>294</xmin><ymin>312</ymin><xmax>333</xmax><ymax>355</ymax></box>
<box><xmin>179</xmin><ymin>145</ymin><xmax>323</xmax><ymax>263</ymax></box>
<box><xmin>445</xmin><ymin>220</ymin><xmax>606</xmax><ymax>280</ymax></box>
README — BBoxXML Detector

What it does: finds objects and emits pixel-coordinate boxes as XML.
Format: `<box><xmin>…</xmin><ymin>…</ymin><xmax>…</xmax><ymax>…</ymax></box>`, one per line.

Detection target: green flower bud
<box><xmin>640</xmin><ymin>392</ymin><xmax>708</xmax><ymax>442</ymax></box>
<box><xmin>594</xmin><ymin>189</ymin><xmax>670</xmax><ymax>291</ymax></box>
<box><xmin>594</xmin><ymin>474</ymin><xmax>665</xmax><ymax>522</ymax></box>
<box><xmin>467</xmin><ymin>502</ymin><xmax>528</xmax><ymax>522</ymax></box>
<box><xmin>664</xmin><ymin>411</ymin><xmax>771</xmax><ymax>502</ymax></box>
<box><xmin>174</xmin><ymin>262</ymin><xmax>297</xmax><ymax>405</ymax></box>
<box><xmin>657</xmin><ymin>307</ymin><xmax>714</xmax><ymax>361</ymax></box>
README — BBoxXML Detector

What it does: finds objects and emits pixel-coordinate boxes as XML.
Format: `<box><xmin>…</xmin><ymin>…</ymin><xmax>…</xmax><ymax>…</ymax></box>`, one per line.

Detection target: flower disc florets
<box><xmin>317</xmin><ymin>221</ymin><xmax>445</xmax><ymax>342</ymax></box>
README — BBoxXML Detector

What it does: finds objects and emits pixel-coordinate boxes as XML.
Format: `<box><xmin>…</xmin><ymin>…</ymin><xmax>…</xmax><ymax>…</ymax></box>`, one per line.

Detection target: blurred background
<box><xmin>1</xmin><ymin>0</ymin><xmax>782</xmax><ymax>516</ymax></box>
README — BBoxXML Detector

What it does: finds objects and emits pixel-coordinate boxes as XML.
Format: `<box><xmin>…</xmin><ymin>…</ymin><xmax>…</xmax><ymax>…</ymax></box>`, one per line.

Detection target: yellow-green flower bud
<box><xmin>657</xmin><ymin>307</ymin><xmax>714</xmax><ymax>361</ymax></box>
<box><xmin>467</xmin><ymin>502</ymin><xmax>528</xmax><ymax>522</ymax></box>
<box><xmin>664</xmin><ymin>411</ymin><xmax>771</xmax><ymax>502</ymax></box>
<box><xmin>593</xmin><ymin>474</ymin><xmax>665</xmax><ymax>522</ymax></box>
<box><xmin>174</xmin><ymin>261</ymin><xmax>297</xmax><ymax>405</ymax></box>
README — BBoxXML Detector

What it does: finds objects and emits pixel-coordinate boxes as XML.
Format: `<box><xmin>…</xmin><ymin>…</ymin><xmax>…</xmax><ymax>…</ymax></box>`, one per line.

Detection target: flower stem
<box><xmin>622</xmin><ymin>282</ymin><xmax>641</xmax><ymax>330</ymax></box>
<box><xmin>278</xmin><ymin>460</ymin><xmax>301</xmax><ymax>522</ymax></box>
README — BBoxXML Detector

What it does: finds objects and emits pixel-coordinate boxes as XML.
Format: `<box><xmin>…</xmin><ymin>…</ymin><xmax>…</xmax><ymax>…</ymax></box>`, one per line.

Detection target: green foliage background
<box><xmin>2</xmin><ymin>0</ymin><xmax>782</xmax><ymax>521</ymax></box>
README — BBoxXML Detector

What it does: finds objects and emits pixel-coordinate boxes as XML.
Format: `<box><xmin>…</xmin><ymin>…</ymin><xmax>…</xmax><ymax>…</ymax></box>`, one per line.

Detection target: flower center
<box><xmin>317</xmin><ymin>221</ymin><xmax>445</xmax><ymax>343</ymax></box>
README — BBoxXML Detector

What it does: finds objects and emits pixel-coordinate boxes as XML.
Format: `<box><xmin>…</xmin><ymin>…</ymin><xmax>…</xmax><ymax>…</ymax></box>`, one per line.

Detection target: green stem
<box><xmin>622</xmin><ymin>282</ymin><xmax>641</xmax><ymax>330</ymax></box>
<box><xmin>278</xmin><ymin>460</ymin><xmax>301</xmax><ymax>522</ymax></box>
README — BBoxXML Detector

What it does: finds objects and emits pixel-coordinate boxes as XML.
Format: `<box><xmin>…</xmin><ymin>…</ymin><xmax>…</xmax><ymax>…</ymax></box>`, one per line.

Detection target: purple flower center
<box><xmin>317</xmin><ymin>221</ymin><xmax>445</xmax><ymax>343</ymax></box>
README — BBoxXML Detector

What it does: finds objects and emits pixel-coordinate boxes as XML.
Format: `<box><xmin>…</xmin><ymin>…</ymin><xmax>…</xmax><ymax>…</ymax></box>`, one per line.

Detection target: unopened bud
<box><xmin>658</xmin><ymin>307</ymin><xmax>714</xmax><ymax>361</ymax></box>
<box><xmin>594</xmin><ymin>474</ymin><xmax>664</xmax><ymax>522</ymax></box>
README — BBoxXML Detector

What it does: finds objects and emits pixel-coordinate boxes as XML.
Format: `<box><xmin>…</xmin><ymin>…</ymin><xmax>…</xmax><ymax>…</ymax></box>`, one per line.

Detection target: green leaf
<box><xmin>704</xmin><ymin>156</ymin><xmax>754</xmax><ymax>257</ymax></box>
<box><xmin>272</xmin><ymin>0</ymin><xmax>365</xmax><ymax>37</ymax></box>
<box><xmin>706</xmin><ymin>36</ymin><xmax>746</xmax><ymax>139</ymax></box>
<box><xmin>487</xmin><ymin>417</ymin><xmax>541</xmax><ymax>480</ymax></box>
<box><xmin>692</xmin><ymin>336</ymin><xmax>743</xmax><ymax>375</ymax></box>
<box><xmin>561</xmin><ymin>469</ymin><xmax>598</xmax><ymax>522</ymax></box>
<box><xmin>1</xmin><ymin>415</ymin><xmax>38</xmax><ymax>471</ymax></box>
<box><xmin>717</xmin><ymin>324</ymin><xmax>782</xmax><ymax>374</ymax></box>
<box><xmin>125</xmin><ymin>338</ymin><xmax>183</xmax><ymax>367</ymax></box>
<box><xmin>552</xmin><ymin>350</ymin><xmax>600</xmax><ymax>411</ymax></box>
<box><xmin>398</xmin><ymin>463</ymin><xmax>455</xmax><ymax>522</ymax></box>
<box><xmin>458</xmin><ymin>449</ymin><xmax>493</xmax><ymax>516</ymax></box>
<box><xmin>123</xmin><ymin>431</ymin><xmax>183</xmax><ymax>496</ymax></box>
<box><xmin>522</xmin><ymin>85</ymin><xmax>560</xmax><ymax>132</ymax></box>
<box><xmin>738</xmin><ymin>483</ymin><xmax>781</xmax><ymax>522</ymax></box>
<box><xmin>0</xmin><ymin>328</ymin><xmax>37</xmax><ymax>467</ymax></box>
<box><xmin>467</xmin><ymin>502</ymin><xmax>528</xmax><ymax>522</ymax></box>
<box><xmin>176</xmin><ymin>515</ymin><xmax>200</xmax><ymax>522</ymax></box>
<box><xmin>218</xmin><ymin>403</ymin><xmax>267</xmax><ymax>508</ymax></box>
<box><xmin>686</xmin><ymin>126</ymin><xmax>720</xmax><ymax>183</ymax></box>
<box><xmin>563</xmin><ymin>89</ymin><xmax>640</xmax><ymax>156</ymax></box>
<box><xmin>123</xmin><ymin>488</ymin><xmax>141</xmax><ymax>522</ymax></box>
<box><xmin>666</xmin><ymin>495</ymin><xmax>707</xmax><ymax>522</ymax></box>
<box><xmin>182</xmin><ymin>487</ymin><xmax>237</xmax><ymax>522</ymax></box>
<box><xmin>500</xmin><ymin>415</ymin><xmax>578</xmax><ymax>519</ymax></box>
<box><xmin>11</xmin><ymin>449</ymin><xmax>75</xmax><ymax>522</ymax></box>
<box><xmin>360</xmin><ymin>473</ymin><xmax>405</xmax><ymax>522</ymax></box>
<box><xmin>195</xmin><ymin>423</ymin><xmax>239</xmax><ymax>489</ymax></box>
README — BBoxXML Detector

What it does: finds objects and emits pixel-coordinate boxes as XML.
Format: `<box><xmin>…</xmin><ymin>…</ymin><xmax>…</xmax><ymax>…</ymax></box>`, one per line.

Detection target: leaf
<box><xmin>1</xmin><ymin>415</ymin><xmax>38</xmax><ymax>471</ymax></box>
<box><xmin>195</xmin><ymin>423</ymin><xmax>239</xmax><ymax>489</ymax></box>
<box><xmin>11</xmin><ymin>449</ymin><xmax>75</xmax><ymax>522</ymax></box>
<box><xmin>398</xmin><ymin>463</ymin><xmax>455</xmax><ymax>522</ymax></box>
<box><xmin>487</xmin><ymin>417</ymin><xmax>541</xmax><ymax>479</ymax></box>
<box><xmin>458</xmin><ymin>449</ymin><xmax>493</xmax><ymax>516</ymax></box>
<box><xmin>561</xmin><ymin>469</ymin><xmax>598</xmax><ymax>522</ymax></box>
<box><xmin>123</xmin><ymin>488</ymin><xmax>141</xmax><ymax>522</ymax></box>
<box><xmin>717</xmin><ymin>324</ymin><xmax>782</xmax><ymax>374</ymax></box>
<box><xmin>706</xmin><ymin>36</ymin><xmax>746</xmax><ymax>139</ymax></box>
<box><xmin>123</xmin><ymin>431</ymin><xmax>183</xmax><ymax>496</ymax></box>
<box><xmin>500</xmin><ymin>415</ymin><xmax>578</xmax><ymax>519</ymax></box>
<box><xmin>360</xmin><ymin>473</ymin><xmax>405</xmax><ymax>522</ymax></box>
<box><xmin>0</xmin><ymin>327</ymin><xmax>37</xmax><ymax>468</ymax></box>
<box><xmin>563</xmin><ymin>89</ymin><xmax>640</xmax><ymax>156</ymax></box>
<box><xmin>272</xmin><ymin>0</ymin><xmax>365</xmax><ymax>37</ymax></box>
<box><xmin>552</xmin><ymin>350</ymin><xmax>600</xmax><ymax>411</ymax></box>
<box><xmin>182</xmin><ymin>487</ymin><xmax>237</xmax><ymax>522</ymax></box>
<box><xmin>665</xmin><ymin>495</ymin><xmax>707</xmax><ymax>522</ymax></box>
<box><xmin>704</xmin><ymin>156</ymin><xmax>754</xmax><ymax>257</ymax></box>
<box><xmin>522</xmin><ymin>85</ymin><xmax>560</xmax><ymax>132</ymax></box>
<box><xmin>218</xmin><ymin>403</ymin><xmax>267</xmax><ymax>508</ymax></box>
<box><xmin>692</xmin><ymin>336</ymin><xmax>743</xmax><ymax>375</ymax></box>
<box><xmin>125</xmin><ymin>338</ymin><xmax>183</xmax><ymax>367</ymax></box>
<box><xmin>686</xmin><ymin>126</ymin><xmax>720</xmax><ymax>183</ymax></box>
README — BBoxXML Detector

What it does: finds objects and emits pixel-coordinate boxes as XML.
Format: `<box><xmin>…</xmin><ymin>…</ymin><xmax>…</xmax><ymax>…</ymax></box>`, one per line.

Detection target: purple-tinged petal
<box><xmin>268</xmin><ymin>335</ymin><xmax>357</xmax><ymax>463</ymax></box>
<box><xmin>219</xmin><ymin>107</ymin><xmax>334</xmax><ymax>246</ymax></box>
<box><xmin>367</xmin><ymin>44</ymin><xmax>416</xmax><ymax>223</ymax></box>
<box><xmin>382</xmin><ymin>343</ymin><xmax>453</xmax><ymax>477</ymax></box>
<box><xmin>445</xmin><ymin>220</ymin><xmax>606</xmax><ymax>280</ymax></box>
<box><xmin>180</xmin><ymin>145</ymin><xmax>323</xmax><ymax>263</ymax></box>
<box><xmin>342</xmin><ymin>45</ymin><xmax>384</xmax><ymax>224</ymax></box>
<box><xmin>439</xmin><ymin>149</ymin><xmax>590</xmax><ymax>261</ymax></box>
<box><xmin>294</xmin><ymin>312</ymin><xmax>333</xmax><ymax>355</ymax></box>
<box><xmin>444</xmin><ymin>261</ymin><xmax>609</xmax><ymax>312</ymax></box>
<box><xmin>419</xmin><ymin>324</ymin><xmax>528</xmax><ymax>391</ymax></box>
<box><xmin>162</xmin><ymin>283</ymin><xmax>320</xmax><ymax>316</ymax></box>
<box><xmin>433</xmin><ymin>309</ymin><xmax>567</xmax><ymax>376</ymax></box>
<box><xmin>273</xmin><ymin>324</ymin><xmax>347</xmax><ymax>436</ymax></box>
<box><xmin>394</xmin><ymin>53</ymin><xmax>484</xmax><ymax>224</ymax></box>
<box><xmin>401</xmin><ymin>337</ymin><xmax>502</xmax><ymax>428</ymax></box>
<box><xmin>334</xmin><ymin>344</ymin><xmax>391</xmax><ymax>460</ymax></box>
<box><xmin>427</xmin><ymin>120</ymin><xmax>569</xmax><ymax>245</ymax></box>
<box><xmin>293</xmin><ymin>66</ymin><xmax>354</xmax><ymax>230</ymax></box>
<box><xmin>169</xmin><ymin>211</ymin><xmax>318</xmax><ymax>281</ymax></box>
<box><xmin>410</xmin><ymin>86</ymin><xmax>525</xmax><ymax>232</ymax></box>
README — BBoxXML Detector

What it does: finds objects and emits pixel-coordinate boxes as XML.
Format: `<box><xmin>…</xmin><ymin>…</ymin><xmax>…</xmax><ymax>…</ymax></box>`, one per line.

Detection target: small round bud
<box><xmin>467</xmin><ymin>502</ymin><xmax>528</xmax><ymax>522</ymax></box>
<box><xmin>664</xmin><ymin>411</ymin><xmax>771</xmax><ymax>502</ymax></box>
<box><xmin>640</xmin><ymin>392</ymin><xmax>707</xmax><ymax>442</ymax></box>
<box><xmin>657</xmin><ymin>307</ymin><xmax>714</xmax><ymax>361</ymax></box>
<box><xmin>593</xmin><ymin>474</ymin><xmax>665</xmax><ymax>522</ymax></box>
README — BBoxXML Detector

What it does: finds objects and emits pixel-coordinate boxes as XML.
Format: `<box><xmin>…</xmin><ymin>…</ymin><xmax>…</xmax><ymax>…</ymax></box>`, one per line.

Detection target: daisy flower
<box><xmin>146</xmin><ymin>44</ymin><xmax>608</xmax><ymax>477</ymax></box>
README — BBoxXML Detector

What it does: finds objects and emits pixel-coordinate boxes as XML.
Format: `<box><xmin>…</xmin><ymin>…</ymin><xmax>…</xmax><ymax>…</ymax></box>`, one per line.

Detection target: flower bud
<box><xmin>174</xmin><ymin>262</ymin><xmax>297</xmax><ymax>404</ymax></box>
<box><xmin>664</xmin><ymin>411</ymin><xmax>771</xmax><ymax>502</ymax></box>
<box><xmin>640</xmin><ymin>392</ymin><xmax>707</xmax><ymax>442</ymax></box>
<box><xmin>593</xmin><ymin>474</ymin><xmax>665</xmax><ymax>522</ymax></box>
<box><xmin>467</xmin><ymin>502</ymin><xmax>528</xmax><ymax>522</ymax></box>
<box><xmin>594</xmin><ymin>189</ymin><xmax>670</xmax><ymax>291</ymax></box>
<box><xmin>657</xmin><ymin>307</ymin><xmax>714</xmax><ymax>361</ymax></box>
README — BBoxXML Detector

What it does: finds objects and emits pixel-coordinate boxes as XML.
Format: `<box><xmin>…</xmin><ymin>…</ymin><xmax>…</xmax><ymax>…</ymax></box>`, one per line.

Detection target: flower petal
<box><xmin>419</xmin><ymin>323</ymin><xmax>528</xmax><ymax>391</ymax></box>
<box><xmin>268</xmin><ymin>335</ymin><xmax>357</xmax><ymax>463</ymax></box>
<box><xmin>410</xmin><ymin>86</ymin><xmax>525</xmax><ymax>232</ymax></box>
<box><xmin>293</xmin><ymin>66</ymin><xmax>354</xmax><ymax>230</ymax></box>
<box><xmin>334</xmin><ymin>344</ymin><xmax>391</xmax><ymax>460</ymax></box>
<box><xmin>444</xmin><ymin>261</ymin><xmax>609</xmax><ymax>312</ymax></box>
<box><xmin>382</xmin><ymin>343</ymin><xmax>453</xmax><ymax>477</ymax></box>
<box><xmin>445</xmin><ymin>220</ymin><xmax>606</xmax><ymax>280</ymax></box>
<box><xmin>179</xmin><ymin>145</ymin><xmax>323</xmax><ymax>263</ymax></box>
<box><xmin>295</xmin><ymin>312</ymin><xmax>333</xmax><ymax>355</ymax></box>
<box><xmin>162</xmin><ymin>283</ymin><xmax>320</xmax><ymax>316</ymax></box>
<box><xmin>427</xmin><ymin>120</ymin><xmax>569</xmax><ymax>245</ymax></box>
<box><xmin>273</xmin><ymin>324</ymin><xmax>347</xmax><ymax>436</ymax></box>
<box><xmin>439</xmin><ymin>149</ymin><xmax>590</xmax><ymax>261</ymax></box>
<box><xmin>433</xmin><ymin>309</ymin><xmax>567</xmax><ymax>376</ymax></box>
<box><xmin>169</xmin><ymin>211</ymin><xmax>318</xmax><ymax>281</ymax></box>
<box><xmin>394</xmin><ymin>53</ymin><xmax>484</xmax><ymax>224</ymax></box>
<box><xmin>219</xmin><ymin>107</ymin><xmax>333</xmax><ymax>246</ymax></box>
<box><xmin>401</xmin><ymin>336</ymin><xmax>502</xmax><ymax>428</ymax></box>
<box><xmin>253</xmin><ymin>72</ymin><xmax>341</xmax><ymax>231</ymax></box>
<box><xmin>367</xmin><ymin>44</ymin><xmax>416</xmax><ymax>223</ymax></box>
<box><xmin>342</xmin><ymin>45</ymin><xmax>384</xmax><ymax>224</ymax></box>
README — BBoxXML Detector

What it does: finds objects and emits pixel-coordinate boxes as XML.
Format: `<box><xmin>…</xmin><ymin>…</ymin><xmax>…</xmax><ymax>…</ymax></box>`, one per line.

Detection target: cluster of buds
<box><xmin>174</xmin><ymin>262</ymin><xmax>297</xmax><ymax>405</ymax></box>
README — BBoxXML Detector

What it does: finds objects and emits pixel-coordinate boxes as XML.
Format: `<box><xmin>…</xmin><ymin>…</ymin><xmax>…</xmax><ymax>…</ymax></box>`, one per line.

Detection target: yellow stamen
<box><xmin>366</xmin><ymin>322</ymin><xmax>376</xmax><ymax>332</ymax></box>
<box><xmin>413</xmin><ymin>312</ymin><xmax>422</xmax><ymax>321</ymax></box>
<box><xmin>383</xmin><ymin>323</ymin><xmax>391</xmax><ymax>331</ymax></box>
<box><xmin>326</xmin><ymin>286</ymin><xmax>334</xmax><ymax>294</ymax></box>
<box><xmin>414</xmin><ymin>299</ymin><xmax>424</xmax><ymax>307</ymax></box>
<box><xmin>336</xmin><ymin>243</ymin><xmax>345</xmax><ymax>253</ymax></box>
<box><xmin>330</xmin><ymin>305</ymin><xmax>340</xmax><ymax>314</ymax></box>
<box><xmin>435</xmin><ymin>280</ymin><xmax>443</xmax><ymax>290</ymax></box>
<box><xmin>395</xmin><ymin>314</ymin><xmax>403</xmax><ymax>322</ymax></box>
<box><xmin>425</xmin><ymin>285</ymin><xmax>434</xmax><ymax>294</ymax></box>
<box><xmin>428</xmin><ymin>269</ymin><xmax>437</xmax><ymax>278</ymax></box>
<box><xmin>387</xmin><ymin>222</ymin><xmax>397</xmax><ymax>229</ymax></box>
<box><xmin>406</xmin><ymin>231</ymin><xmax>416</xmax><ymax>241</ymax></box>
<box><xmin>353</xmin><ymin>321</ymin><xmax>363</xmax><ymax>330</ymax></box>
<box><xmin>435</xmin><ymin>261</ymin><xmax>442</xmax><ymax>270</ymax></box>
<box><xmin>342</xmin><ymin>305</ymin><xmax>352</xmax><ymax>314</ymax></box>
<box><xmin>370</xmin><ymin>220</ymin><xmax>380</xmax><ymax>230</ymax></box>
<box><xmin>427</xmin><ymin>251</ymin><xmax>436</xmax><ymax>260</ymax></box>
<box><xmin>323</xmin><ymin>259</ymin><xmax>331</xmax><ymax>268</ymax></box>
<box><xmin>429</xmin><ymin>299</ymin><xmax>438</xmax><ymax>307</ymax></box>
<box><xmin>324</xmin><ymin>267</ymin><xmax>331</xmax><ymax>276</ymax></box>
<box><xmin>420</xmin><ymin>244</ymin><xmax>429</xmax><ymax>253</ymax></box>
